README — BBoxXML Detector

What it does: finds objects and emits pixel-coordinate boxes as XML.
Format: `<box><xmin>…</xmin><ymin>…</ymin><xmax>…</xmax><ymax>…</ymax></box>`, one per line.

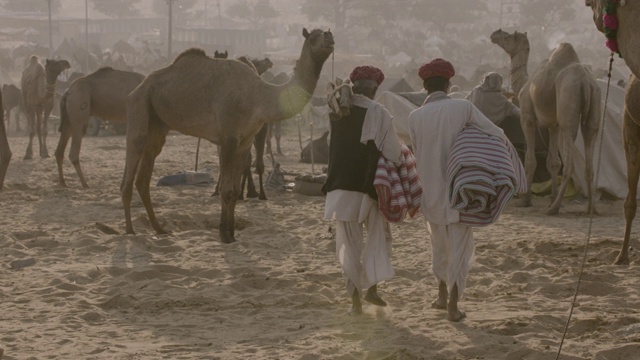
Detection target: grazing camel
<box><xmin>54</xmin><ymin>67</ymin><xmax>145</xmax><ymax>188</ymax></box>
<box><xmin>587</xmin><ymin>0</ymin><xmax>640</xmax><ymax>264</ymax></box>
<box><xmin>489</xmin><ymin>29</ymin><xmax>529</xmax><ymax>104</ymax></box>
<box><xmin>121</xmin><ymin>28</ymin><xmax>334</xmax><ymax>243</ymax></box>
<box><xmin>518</xmin><ymin>43</ymin><xmax>601</xmax><ymax>216</ymax></box>
<box><xmin>20</xmin><ymin>56</ymin><xmax>70</xmax><ymax>159</ymax></box>
<box><xmin>0</xmin><ymin>88</ymin><xmax>10</xmax><ymax>190</ymax></box>
<box><xmin>2</xmin><ymin>84</ymin><xmax>22</xmax><ymax>133</ymax></box>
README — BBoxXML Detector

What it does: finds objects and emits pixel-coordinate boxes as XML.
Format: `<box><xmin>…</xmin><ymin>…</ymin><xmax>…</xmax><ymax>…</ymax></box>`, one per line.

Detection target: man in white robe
<box><xmin>322</xmin><ymin>65</ymin><xmax>402</xmax><ymax>314</ymax></box>
<box><xmin>408</xmin><ymin>58</ymin><xmax>507</xmax><ymax>322</ymax></box>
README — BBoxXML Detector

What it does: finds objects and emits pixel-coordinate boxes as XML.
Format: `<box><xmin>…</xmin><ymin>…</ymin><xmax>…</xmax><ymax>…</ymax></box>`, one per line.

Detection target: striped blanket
<box><xmin>446</xmin><ymin>125</ymin><xmax>527</xmax><ymax>226</ymax></box>
<box><xmin>374</xmin><ymin>144</ymin><xmax>422</xmax><ymax>223</ymax></box>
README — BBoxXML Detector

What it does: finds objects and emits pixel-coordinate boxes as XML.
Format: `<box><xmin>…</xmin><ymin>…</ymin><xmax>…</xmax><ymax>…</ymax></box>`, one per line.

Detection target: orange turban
<box><xmin>418</xmin><ymin>58</ymin><xmax>455</xmax><ymax>81</ymax></box>
<box><xmin>349</xmin><ymin>65</ymin><xmax>385</xmax><ymax>85</ymax></box>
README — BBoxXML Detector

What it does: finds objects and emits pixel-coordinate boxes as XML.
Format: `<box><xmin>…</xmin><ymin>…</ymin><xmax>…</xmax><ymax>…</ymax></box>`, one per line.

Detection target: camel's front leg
<box><xmin>517</xmin><ymin>105</ymin><xmax>538</xmax><ymax>207</ymax></box>
<box><xmin>618</xmin><ymin>110</ymin><xmax>640</xmax><ymax>265</ymax></box>
<box><xmin>40</xmin><ymin>107</ymin><xmax>51</xmax><ymax>158</ymax></box>
<box><xmin>23</xmin><ymin>109</ymin><xmax>36</xmax><ymax>160</ymax></box>
<box><xmin>545</xmin><ymin>127</ymin><xmax>563</xmax><ymax>214</ymax></box>
<box><xmin>548</xmin><ymin>127</ymin><xmax>577</xmax><ymax>215</ymax></box>
<box><xmin>219</xmin><ymin>136</ymin><xmax>251</xmax><ymax>243</ymax></box>
<box><xmin>0</xmin><ymin>114</ymin><xmax>11</xmax><ymax>190</ymax></box>
<box><xmin>254</xmin><ymin>124</ymin><xmax>268</xmax><ymax>200</ymax></box>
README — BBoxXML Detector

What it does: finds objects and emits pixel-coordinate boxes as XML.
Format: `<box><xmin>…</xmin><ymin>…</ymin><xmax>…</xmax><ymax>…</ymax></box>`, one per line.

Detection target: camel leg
<box><xmin>121</xmin><ymin>117</ymin><xmax>150</xmax><ymax>235</ymax></box>
<box><xmin>54</xmin><ymin>121</ymin><xmax>71</xmax><ymax>187</ymax></box>
<box><xmin>135</xmin><ymin>123</ymin><xmax>170</xmax><ymax>235</ymax></box>
<box><xmin>618</xmin><ymin>110</ymin><xmax>640</xmax><ymax>265</ymax></box>
<box><xmin>218</xmin><ymin>136</ymin><xmax>251</xmax><ymax>244</ymax></box>
<box><xmin>23</xmin><ymin>110</ymin><xmax>35</xmax><ymax>160</ymax></box>
<box><xmin>517</xmin><ymin>105</ymin><xmax>537</xmax><ymax>207</ymax></box>
<box><xmin>547</xmin><ymin>127</ymin><xmax>575</xmax><ymax>215</ymax></box>
<box><xmin>254</xmin><ymin>124</ymin><xmax>268</xmax><ymax>200</ymax></box>
<box><xmin>68</xmin><ymin>130</ymin><xmax>89</xmax><ymax>188</ymax></box>
<box><xmin>212</xmin><ymin>144</ymin><xmax>222</xmax><ymax>197</ymax></box>
<box><xmin>34</xmin><ymin>110</ymin><xmax>46</xmax><ymax>158</ymax></box>
<box><xmin>41</xmin><ymin>108</ymin><xmax>51</xmax><ymax>158</ymax></box>
<box><xmin>0</xmin><ymin>107</ymin><xmax>11</xmax><ymax>191</ymax></box>
<box><xmin>274</xmin><ymin>122</ymin><xmax>283</xmax><ymax>155</ymax></box>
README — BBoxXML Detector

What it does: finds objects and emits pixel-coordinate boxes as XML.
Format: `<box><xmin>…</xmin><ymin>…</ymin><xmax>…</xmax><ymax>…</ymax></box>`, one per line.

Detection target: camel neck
<box><xmin>509</xmin><ymin>47</ymin><xmax>529</xmax><ymax>95</ymax></box>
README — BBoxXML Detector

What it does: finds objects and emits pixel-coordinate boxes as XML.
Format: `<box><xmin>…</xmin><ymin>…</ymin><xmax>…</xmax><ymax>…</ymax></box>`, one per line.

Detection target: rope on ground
<box><xmin>555</xmin><ymin>53</ymin><xmax>615</xmax><ymax>360</ymax></box>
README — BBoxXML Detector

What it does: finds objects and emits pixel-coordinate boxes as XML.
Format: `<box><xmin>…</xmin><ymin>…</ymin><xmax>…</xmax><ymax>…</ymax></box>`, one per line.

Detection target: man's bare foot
<box><xmin>431</xmin><ymin>298</ymin><xmax>447</xmax><ymax>310</ymax></box>
<box><xmin>448</xmin><ymin>310</ymin><xmax>466</xmax><ymax>322</ymax></box>
<box><xmin>364</xmin><ymin>285</ymin><xmax>387</xmax><ymax>306</ymax></box>
<box><xmin>349</xmin><ymin>304</ymin><xmax>363</xmax><ymax>315</ymax></box>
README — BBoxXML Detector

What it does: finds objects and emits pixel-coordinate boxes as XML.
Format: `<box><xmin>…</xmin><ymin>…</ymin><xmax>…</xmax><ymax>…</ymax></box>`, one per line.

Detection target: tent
<box><xmin>377</xmin><ymin>77</ymin><xmax>415</xmax><ymax>94</ymax></box>
<box><xmin>376</xmin><ymin>81</ymin><xmax>635</xmax><ymax>199</ymax></box>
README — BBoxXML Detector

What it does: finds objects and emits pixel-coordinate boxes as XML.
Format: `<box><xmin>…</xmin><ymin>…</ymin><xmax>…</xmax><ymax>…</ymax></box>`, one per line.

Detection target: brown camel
<box><xmin>489</xmin><ymin>29</ymin><xmax>529</xmax><ymax>104</ymax></box>
<box><xmin>2</xmin><ymin>84</ymin><xmax>22</xmax><ymax>133</ymax></box>
<box><xmin>54</xmin><ymin>67</ymin><xmax>145</xmax><ymax>188</ymax></box>
<box><xmin>121</xmin><ymin>28</ymin><xmax>334</xmax><ymax>243</ymax></box>
<box><xmin>518</xmin><ymin>42</ymin><xmax>601</xmax><ymax>216</ymax></box>
<box><xmin>20</xmin><ymin>56</ymin><xmax>70</xmax><ymax>159</ymax></box>
<box><xmin>587</xmin><ymin>0</ymin><xmax>640</xmax><ymax>264</ymax></box>
<box><xmin>0</xmin><ymin>88</ymin><xmax>10</xmax><ymax>190</ymax></box>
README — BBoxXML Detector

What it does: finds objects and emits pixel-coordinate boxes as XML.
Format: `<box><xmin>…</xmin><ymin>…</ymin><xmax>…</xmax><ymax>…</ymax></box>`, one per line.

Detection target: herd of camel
<box><xmin>0</xmin><ymin>1</ymin><xmax>637</xmax><ymax>262</ymax></box>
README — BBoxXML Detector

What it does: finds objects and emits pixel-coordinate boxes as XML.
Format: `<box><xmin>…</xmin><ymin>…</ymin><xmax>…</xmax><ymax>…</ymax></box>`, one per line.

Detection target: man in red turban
<box><xmin>418</xmin><ymin>58</ymin><xmax>455</xmax><ymax>82</ymax></box>
<box><xmin>323</xmin><ymin>65</ymin><xmax>402</xmax><ymax>314</ymax></box>
<box><xmin>408</xmin><ymin>59</ymin><xmax>509</xmax><ymax>322</ymax></box>
<box><xmin>349</xmin><ymin>65</ymin><xmax>385</xmax><ymax>86</ymax></box>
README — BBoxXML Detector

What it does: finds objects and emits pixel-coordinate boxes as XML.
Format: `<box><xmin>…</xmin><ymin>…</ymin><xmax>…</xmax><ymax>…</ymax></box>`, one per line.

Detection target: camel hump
<box><xmin>173</xmin><ymin>48</ymin><xmax>207</xmax><ymax>64</ymax></box>
<box><xmin>95</xmin><ymin>66</ymin><xmax>115</xmax><ymax>74</ymax></box>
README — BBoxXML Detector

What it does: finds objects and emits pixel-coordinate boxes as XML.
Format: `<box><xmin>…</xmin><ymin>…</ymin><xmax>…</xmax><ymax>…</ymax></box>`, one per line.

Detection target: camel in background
<box><xmin>121</xmin><ymin>28</ymin><xmax>334</xmax><ymax>243</ymax></box>
<box><xmin>20</xmin><ymin>56</ymin><xmax>70</xmax><ymax>159</ymax></box>
<box><xmin>2</xmin><ymin>84</ymin><xmax>22</xmax><ymax>133</ymax></box>
<box><xmin>0</xmin><ymin>88</ymin><xmax>9</xmax><ymax>190</ymax></box>
<box><xmin>587</xmin><ymin>0</ymin><xmax>640</xmax><ymax>264</ymax></box>
<box><xmin>490</xmin><ymin>29</ymin><xmax>529</xmax><ymax>104</ymax></box>
<box><xmin>518</xmin><ymin>43</ymin><xmax>601</xmax><ymax>216</ymax></box>
<box><xmin>54</xmin><ymin>67</ymin><xmax>145</xmax><ymax>188</ymax></box>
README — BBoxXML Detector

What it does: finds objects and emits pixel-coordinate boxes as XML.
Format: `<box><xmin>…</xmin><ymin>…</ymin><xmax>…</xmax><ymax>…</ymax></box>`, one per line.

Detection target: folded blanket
<box><xmin>446</xmin><ymin>125</ymin><xmax>527</xmax><ymax>226</ymax></box>
<box><xmin>374</xmin><ymin>144</ymin><xmax>422</xmax><ymax>223</ymax></box>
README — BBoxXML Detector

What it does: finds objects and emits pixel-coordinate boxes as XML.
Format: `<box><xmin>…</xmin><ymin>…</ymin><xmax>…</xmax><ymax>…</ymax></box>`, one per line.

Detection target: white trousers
<box><xmin>426</xmin><ymin>222</ymin><xmax>475</xmax><ymax>299</ymax></box>
<box><xmin>335</xmin><ymin>206</ymin><xmax>394</xmax><ymax>295</ymax></box>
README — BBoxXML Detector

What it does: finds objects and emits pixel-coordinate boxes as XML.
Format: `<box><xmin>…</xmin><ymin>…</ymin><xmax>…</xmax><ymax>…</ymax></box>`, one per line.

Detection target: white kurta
<box><xmin>408</xmin><ymin>91</ymin><xmax>506</xmax><ymax>225</ymax></box>
<box><xmin>408</xmin><ymin>91</ymin><xmax>506</xmax><ymax>297</ymax></box>
<box><xmin>324</xmin><ymin>94</ymin><xmax>403</xmax><ymax>294</ymax></box>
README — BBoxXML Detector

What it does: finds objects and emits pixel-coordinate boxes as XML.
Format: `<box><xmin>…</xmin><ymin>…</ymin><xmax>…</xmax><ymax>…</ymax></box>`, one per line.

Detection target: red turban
<box><xmin>349</xmin><ymin>65</ymin><xmax>385</xmax><ymax>85</ymax></box>
<box><xmin>418</xmin><ymin>58</ymin><xmax>455</xmax><ymax>81</ymax></box>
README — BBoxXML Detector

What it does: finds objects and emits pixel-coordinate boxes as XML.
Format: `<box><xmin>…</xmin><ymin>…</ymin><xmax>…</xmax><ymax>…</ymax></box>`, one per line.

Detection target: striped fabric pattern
<box><xmin>374</xmin><ymin>145</ymin><xmax>422</xmax><ymax>223</ymax></box>
<box><xmin>446</xmin><ymin>125</ymin><xmax>527</xmax><ymax>226</ymax></box>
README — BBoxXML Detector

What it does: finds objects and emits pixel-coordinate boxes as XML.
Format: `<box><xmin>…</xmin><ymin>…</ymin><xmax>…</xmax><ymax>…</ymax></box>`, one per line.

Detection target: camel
<box><xmin>2</xmin><ymin>84</ymin><xmax>22</xmax><ymax>133</ymax></box>
<box><xmin>54</xmin><ymin>67</ymin><xmax>145</xmax><ymax>188</ymax></box>
<box><xmin>121</xmin><ymin>28</ymin><xmax>334</xmax><ymax>244</ymax></box>
<box><xmin>20</xmin><ymin>56</ymin><xmax>70</xmax><ymax>159</ymax></box>
<box><xmin>0</xmin><ymin>88</ymin><xmax>10</xmax><ymax>190</ymax></box>
<box><xmin>587</xmin><ymin>0</ymin><xmax>640</xmax><ymax>264</ymax></box>
<box><xmin>489</xmin><ymin>29</ymin><xmax>530</xmax><ymax>104</ymax></box>
<box><xmin>518</xmin><ymin>42</ymin><xmax>601</xmax><ymax>216</ymax></box>
<box><xmin>210</xmin><ymin>55</ymin><xmax>274</xmax><ymax>200</ymax></box>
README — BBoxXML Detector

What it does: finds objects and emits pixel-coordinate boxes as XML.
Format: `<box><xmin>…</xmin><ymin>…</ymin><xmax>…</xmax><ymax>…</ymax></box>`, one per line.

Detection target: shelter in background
<box><xmin>377</xmin><ymin>77</ymin><xmax>415</xmax><ymax>93</ymax></box>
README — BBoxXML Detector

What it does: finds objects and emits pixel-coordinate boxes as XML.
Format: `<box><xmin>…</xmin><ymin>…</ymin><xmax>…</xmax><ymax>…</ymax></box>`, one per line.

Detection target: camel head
<box><xmin>585</xmin><ymin>0</ymin><xmax>607</xmax><ymax>32</ymax></box>
<box><xmin>44</xmin><ymin>58</ymin><xmax>70</xmax><ymax>83</ymax></box>
<box><xmin>213</xmin><ymin>50</ymin><xmax>228</xmax><ymax>59</ymax></box>
<box><xmin>252</xmin><ymin>57</ymin><xmax>274</xmax><ymax>75</ymax></box>
<box><xmin>301</xmin><ymin>28</ymin><xmax>335</xmax><ymax>65</ymax></box>
<box><xmin>490</xmin><ymin>29</ymin><xmax>529</xmax><ymax>56</ymax></box>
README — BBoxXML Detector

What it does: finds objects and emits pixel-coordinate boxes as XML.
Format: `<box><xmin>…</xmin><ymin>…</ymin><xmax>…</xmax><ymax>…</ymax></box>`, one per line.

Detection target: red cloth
<box><xmin>374</xmin><ymin>145</ymin><xmax>422</xmax><ymax>223</ymax></box>
<box><xmin>350</xmin><ymin>65</ymin><xmax>385</xmax><ymax>85</ymax></box>
<box><xmin>418</xmin><ymin>58</ymin><xmax>455</xmax><ymax>81</ymax></box>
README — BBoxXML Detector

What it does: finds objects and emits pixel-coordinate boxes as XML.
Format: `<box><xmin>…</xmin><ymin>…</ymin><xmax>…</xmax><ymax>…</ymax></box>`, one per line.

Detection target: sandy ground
<box><xmin>1</xmin><ymin>128</ymin><xmax>639</xmax><ymax>360</ymax></box>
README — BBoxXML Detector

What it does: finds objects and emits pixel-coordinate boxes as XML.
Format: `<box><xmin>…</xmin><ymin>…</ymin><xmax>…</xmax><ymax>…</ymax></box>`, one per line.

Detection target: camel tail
<box><xmin>58</xmin><ymin>91</ymin><xmax>69</xmax><ymax>133</ymax></box>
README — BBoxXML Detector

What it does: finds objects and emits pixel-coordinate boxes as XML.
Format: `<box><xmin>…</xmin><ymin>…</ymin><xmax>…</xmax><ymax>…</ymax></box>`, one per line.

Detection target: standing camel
<box><xmin>0</xmin><ymin>88</ymin><xmax>10</xmax><ymax>190</ymax></box>
<box><xmin>121</xmin><ymin>28</ymin><xmax>334</xmax><ymax>243</ymax></box>
<box><xmin>54</xmin><ymin>67</ymin><xmax>145</xmax><ymax>188</ymax></box>
<box><xmin>587</xmin><ymin>0</ymin><xmax>640</xmax><ymax>264</ymax></box>
<box><xmin>518</xmin><ymin>42</ymin><xmax>601</xmax><ymax>216</ymax></box>
<box><xmin>20</xmin><ymin>56</ymin><xmax>70</xmax><ymax>159</ymax></box>
<box><xmin>489</xmin><ymin>29</ymin><xmax>529</xmax><ymax>104</ymax></box>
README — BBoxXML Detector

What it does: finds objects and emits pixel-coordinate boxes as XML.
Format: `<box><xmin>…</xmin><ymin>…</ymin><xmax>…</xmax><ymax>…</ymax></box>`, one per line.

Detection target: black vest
<box><xmin>321</xmin><ymin>106</ymin><xmax>380</xmax><ymax>200</ymax></box>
